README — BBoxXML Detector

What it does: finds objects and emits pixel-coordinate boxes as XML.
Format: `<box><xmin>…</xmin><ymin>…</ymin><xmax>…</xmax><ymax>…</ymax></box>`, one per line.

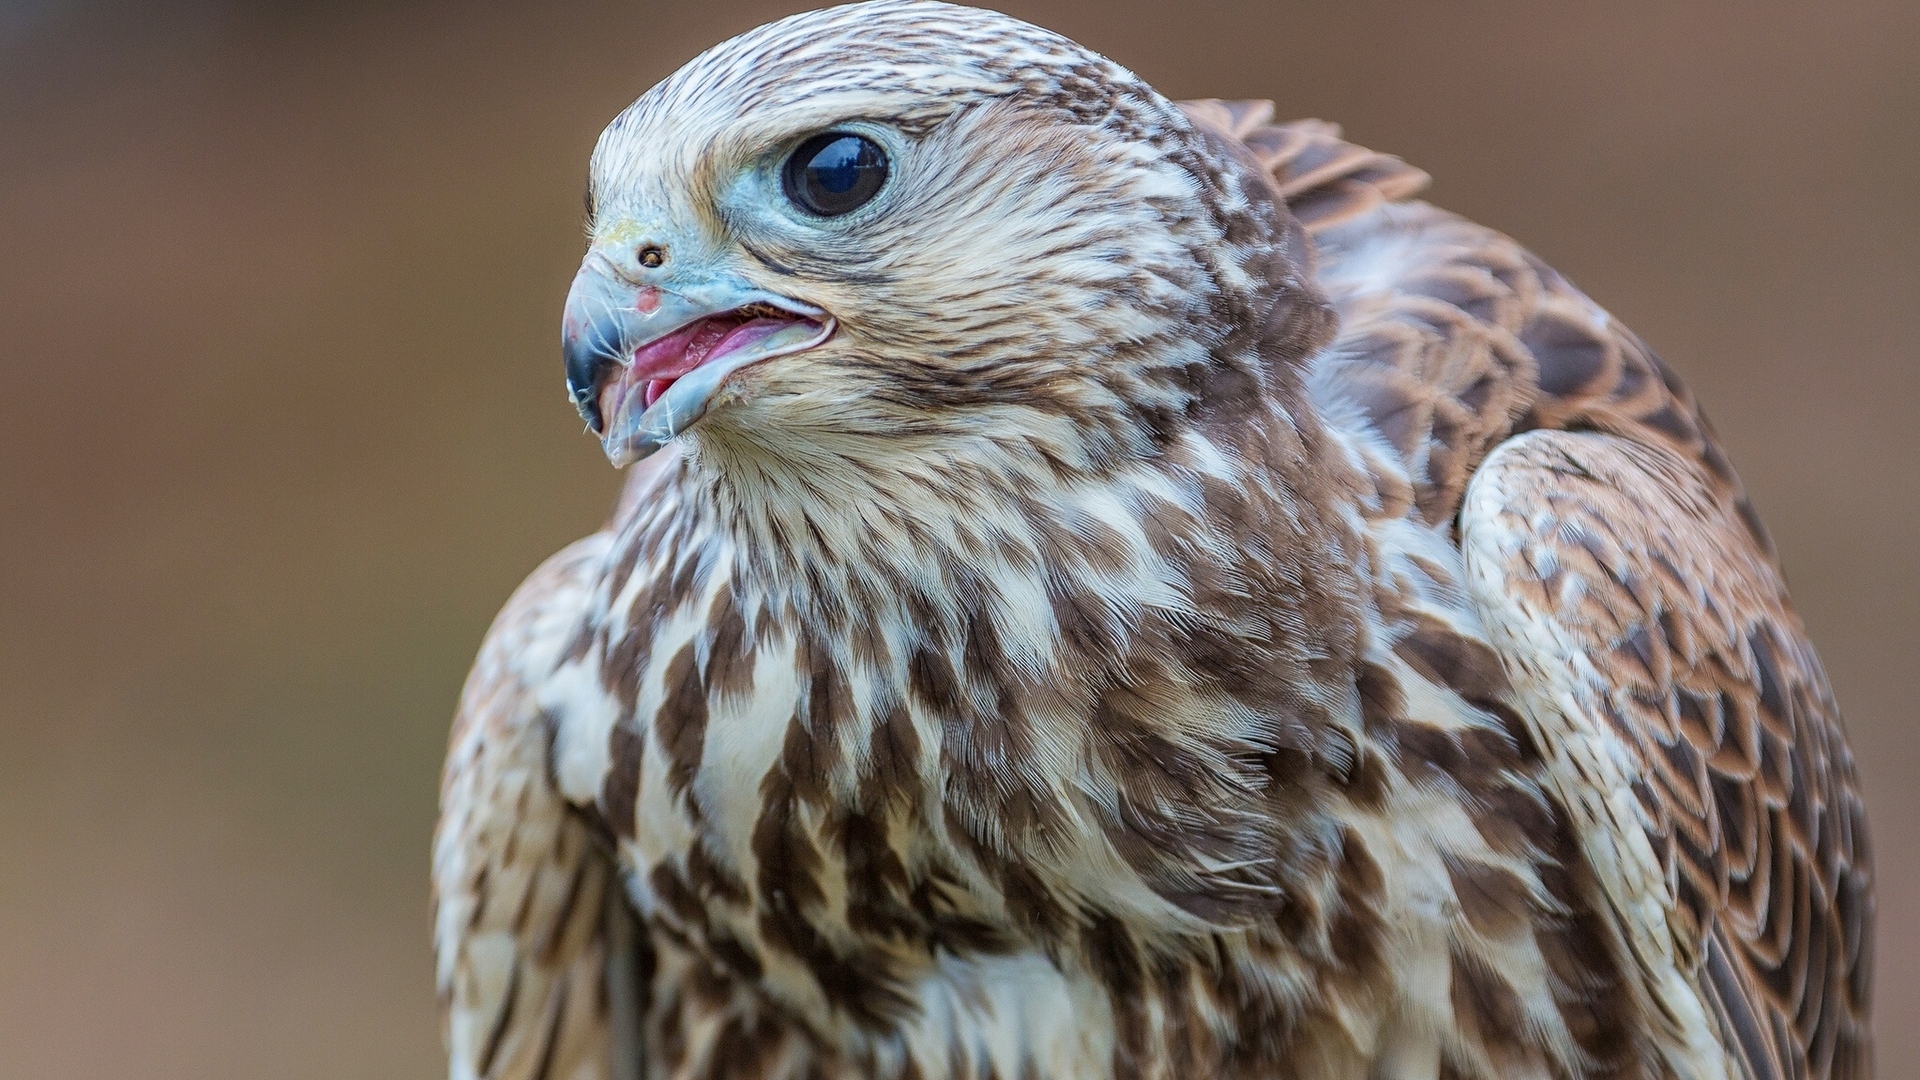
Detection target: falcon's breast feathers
<box><xmin>433</xmin><ymin>5</ymin><xmax>1872</xmax><ymax>1079</ymax></box>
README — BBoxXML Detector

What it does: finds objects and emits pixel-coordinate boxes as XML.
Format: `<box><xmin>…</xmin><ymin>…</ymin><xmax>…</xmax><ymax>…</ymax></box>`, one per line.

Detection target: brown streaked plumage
<box><xmin>432</xmin><ymin>5</ymin><xmax>1872</xmax><ymax>1079</ymax></box>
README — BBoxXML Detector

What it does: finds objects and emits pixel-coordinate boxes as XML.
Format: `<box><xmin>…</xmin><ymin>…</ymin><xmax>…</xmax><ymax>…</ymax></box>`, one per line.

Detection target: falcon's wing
<box><xmin>433</xmin><ymin>534</ymin><xmax>647</xmax><ymax>1080</ymax></box>
<box><xmin>1460</xmin><ymin>431</ymin><xmax>1872</xmax><ymax>1080</ymax></box>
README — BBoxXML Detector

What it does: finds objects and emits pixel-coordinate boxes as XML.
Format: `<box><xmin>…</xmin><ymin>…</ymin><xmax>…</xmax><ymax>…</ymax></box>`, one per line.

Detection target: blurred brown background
<box><xmin>0</xmin><ymin>0</ymin><xmax>1912</xmax><ymax>1076</ymax></box>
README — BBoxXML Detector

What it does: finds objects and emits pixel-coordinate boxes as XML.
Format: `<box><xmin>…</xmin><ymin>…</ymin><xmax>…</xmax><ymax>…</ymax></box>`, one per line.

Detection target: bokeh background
<box><xmin>1</xmin><ymin>0</ymin><xmax>1913</xmax><ymax>1076</ymax></box>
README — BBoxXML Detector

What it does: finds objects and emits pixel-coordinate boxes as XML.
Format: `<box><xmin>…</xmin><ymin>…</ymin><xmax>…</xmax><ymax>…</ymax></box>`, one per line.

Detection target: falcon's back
<box><xmin>1186</xmin><ymin>99</ymin><xmax>1874</xmax><ymax>1080</ymax></box>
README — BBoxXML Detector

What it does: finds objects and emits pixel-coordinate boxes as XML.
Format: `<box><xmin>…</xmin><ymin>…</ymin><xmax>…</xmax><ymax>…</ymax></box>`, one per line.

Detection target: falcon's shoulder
<box><xmin>1459</xmin><ymin>430</ymin><xmax>1872</xmax><ymax>1080</ymax></box>
<box><xmin>1187</xmin><ymin>100</ymin><xmax>1767</xmax><ymax>540</ymax></box>
<box><xmin>434</xmin><ymin>532</ymin><xmax>648</xmax><ymax>1080</ymax></box>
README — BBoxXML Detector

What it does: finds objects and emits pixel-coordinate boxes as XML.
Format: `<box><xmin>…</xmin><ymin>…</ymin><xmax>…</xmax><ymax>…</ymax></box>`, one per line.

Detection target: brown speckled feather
<box><xmin>1179</xmin><ymin>100</ymin><xmax>1432</xmax><ymax>235</ymax></box>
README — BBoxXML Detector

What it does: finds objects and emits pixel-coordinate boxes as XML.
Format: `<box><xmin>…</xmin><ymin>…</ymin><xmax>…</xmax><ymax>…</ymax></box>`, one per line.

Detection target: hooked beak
<box><xmin>561</xmin><ymin>253</ymin><xmax>835</xmax><ymax>466</ymax></box>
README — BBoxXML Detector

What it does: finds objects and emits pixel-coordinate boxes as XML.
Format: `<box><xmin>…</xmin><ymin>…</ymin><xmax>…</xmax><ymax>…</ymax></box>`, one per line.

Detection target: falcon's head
<box><xmin>563</xmin><ymin>0</ymin><xmax>1326</xmax><ymax>474</ymax></box>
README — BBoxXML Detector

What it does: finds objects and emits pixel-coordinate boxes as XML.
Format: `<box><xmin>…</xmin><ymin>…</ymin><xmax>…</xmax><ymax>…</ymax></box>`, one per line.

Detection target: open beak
<box><xmin>561</xmin><ymin>253</ymin><xmax>835</xmax><ymax>466</ymax></box>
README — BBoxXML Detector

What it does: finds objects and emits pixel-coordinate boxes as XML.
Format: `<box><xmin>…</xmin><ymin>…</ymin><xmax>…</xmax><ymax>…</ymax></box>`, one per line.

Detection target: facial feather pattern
<box><xmin>433</xmin><ymin>4</ymin><xmax>1872</xmax><ymax>1080</ymax></box>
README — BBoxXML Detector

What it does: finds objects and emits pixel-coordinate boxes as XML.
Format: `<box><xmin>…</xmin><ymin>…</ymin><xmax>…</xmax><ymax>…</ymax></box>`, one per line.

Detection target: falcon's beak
<box><xmin>561</xmin><ymin>252</ymin><xmax>835</xmax><ymax>466</ymax></box>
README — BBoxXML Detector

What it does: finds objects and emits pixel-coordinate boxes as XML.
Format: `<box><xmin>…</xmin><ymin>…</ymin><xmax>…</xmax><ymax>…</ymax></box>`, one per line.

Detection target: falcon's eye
<box><xmin>782</xmin><ymin>132</ymin><xmax>888</xmax><ymax>217</ymax></box>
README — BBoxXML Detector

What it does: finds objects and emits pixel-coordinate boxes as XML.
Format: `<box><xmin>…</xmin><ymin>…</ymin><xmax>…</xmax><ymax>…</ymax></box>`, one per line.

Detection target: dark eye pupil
<box><xmin>783</xmin><ymin>132</ymin><xmax>888</xmax><ymax>217</ymax></box>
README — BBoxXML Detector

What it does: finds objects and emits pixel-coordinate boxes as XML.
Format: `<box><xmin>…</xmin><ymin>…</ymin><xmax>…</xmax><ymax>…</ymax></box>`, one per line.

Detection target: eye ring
<box><xmin>638</xmin><ymin>245</ymin><xmax>667</xmax><ymax>269</ymax></box>
<box><xmin>782</xmin><ymin>132</ymin><xmax>889</xmax><ymax>218</ymax></box>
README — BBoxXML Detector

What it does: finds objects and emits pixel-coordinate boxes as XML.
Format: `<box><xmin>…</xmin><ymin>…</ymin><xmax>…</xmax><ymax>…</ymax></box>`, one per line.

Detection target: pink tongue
<box><xmin>711</xmin><ymin>317</ymin><xmax>792</xmax><ymax>357</ymax></box>
<box><xmin>640</xmin><ymin>317</ymin><xmax>794</xmax><ymax>408</ymax></box>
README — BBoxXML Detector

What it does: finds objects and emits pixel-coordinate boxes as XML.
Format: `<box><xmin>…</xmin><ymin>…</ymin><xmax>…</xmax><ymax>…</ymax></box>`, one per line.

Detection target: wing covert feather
<box><xmin>434</xmin><ymin>535</ymin><xmax>647</xmax><ymax>1080</ymax></box>
<box><xmin>1178</xmin><ymin>99</ymin><xmax>1431</xmax><ymax>234</ymax></box>
<box><xmin>1460</xmin><ymin>431</ymin><xmax>1872</xmax><ymax>1080</ymax></box>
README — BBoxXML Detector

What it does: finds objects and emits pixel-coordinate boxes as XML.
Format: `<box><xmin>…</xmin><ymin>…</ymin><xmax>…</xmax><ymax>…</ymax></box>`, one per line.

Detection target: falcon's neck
<box><xmin>666</xmin><ymin>386</ymin><xmax>1371</xmax><ymax>673</ymax></box>
<box><xmin>620</xmin><ymin>387</ymin><xmax>1384</xmax><ymax>929</ymax></box>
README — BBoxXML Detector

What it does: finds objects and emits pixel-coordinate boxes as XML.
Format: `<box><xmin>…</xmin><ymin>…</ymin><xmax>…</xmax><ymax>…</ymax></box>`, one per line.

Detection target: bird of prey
<box><xmin>431</xmin><ymin>4</ymin><xmax>1874</xmax><ymax>1078</ymax></box>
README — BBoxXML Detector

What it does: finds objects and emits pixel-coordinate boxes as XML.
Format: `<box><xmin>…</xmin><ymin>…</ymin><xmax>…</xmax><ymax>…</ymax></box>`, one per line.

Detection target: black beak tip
<box><xmin>564</xmin><ymin>334</ymin><xmax>619</xmax><ymax>435</ymax></box>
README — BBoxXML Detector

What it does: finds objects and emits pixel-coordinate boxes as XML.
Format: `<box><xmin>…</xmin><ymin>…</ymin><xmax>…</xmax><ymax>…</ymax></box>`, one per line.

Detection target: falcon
<box><xmin>431</xmin><ymin>4</ymin><xmax>1874</xmax><ymax>1078</ymax></box>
